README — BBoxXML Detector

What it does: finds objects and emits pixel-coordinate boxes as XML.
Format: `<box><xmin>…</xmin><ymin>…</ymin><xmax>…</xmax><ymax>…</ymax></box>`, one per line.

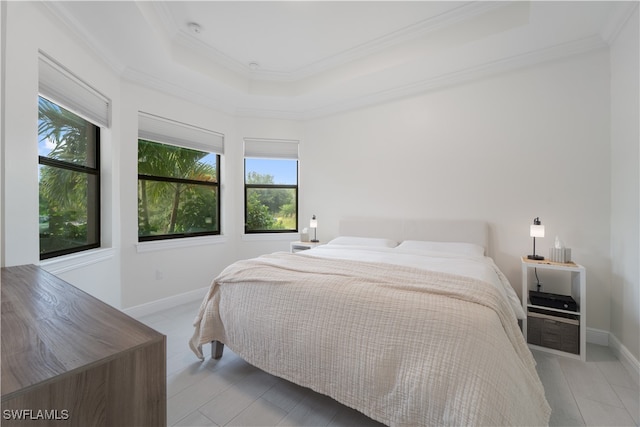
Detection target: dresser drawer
<box><xmin>527</xmin><ymin>308</ymin><xmax>579</xmax><ymax>354</ymax></box>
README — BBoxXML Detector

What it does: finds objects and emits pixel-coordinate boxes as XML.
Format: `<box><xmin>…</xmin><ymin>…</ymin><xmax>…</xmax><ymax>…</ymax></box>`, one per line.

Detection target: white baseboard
<box><xmin>609</xmin><ymin>333</ymin><xmax>640</xmax><ymax>382</ymax></box>
<box><xmin>586</xmin><ymin>327</ymin><xmax>610</xmax><ymax>346</ymax></box>
<box><xmin>122</xmin><ymin>286</ymin><xmax>209</xmax><ymax>319</ymax></box>
<box><xmin>586</xmin><ymin>328</ymin><xmax>639</xmax><ymax>381</ymax></box>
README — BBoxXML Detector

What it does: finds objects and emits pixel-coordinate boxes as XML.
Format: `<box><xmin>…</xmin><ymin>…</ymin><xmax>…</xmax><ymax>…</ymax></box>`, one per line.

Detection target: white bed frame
<box><xmin>338</xmin><ymin>218</ymin><xmax>490</xmax><ymax>255</ymax></box>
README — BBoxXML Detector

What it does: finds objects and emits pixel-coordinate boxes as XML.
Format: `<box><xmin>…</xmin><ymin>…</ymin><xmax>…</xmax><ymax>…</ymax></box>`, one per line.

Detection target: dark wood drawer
<box><xmin>527</xmin><ymin>308</ymin><xmax>579</xmax><ymax>354</ymax></box>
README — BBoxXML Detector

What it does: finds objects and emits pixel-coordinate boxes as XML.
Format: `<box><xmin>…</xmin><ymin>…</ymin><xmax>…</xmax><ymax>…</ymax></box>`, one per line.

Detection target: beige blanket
<box><xmin>190</xmin><ymin>252</ymin><xmax>550</xmax><ymax>426</ymax></box>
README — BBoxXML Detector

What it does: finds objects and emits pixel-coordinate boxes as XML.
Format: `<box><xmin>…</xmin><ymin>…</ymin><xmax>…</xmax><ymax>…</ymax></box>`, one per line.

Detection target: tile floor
<box><xmin>134</xmin><ymin>300</ymin><xmax>640</xmax><ymax>427</ymax></box>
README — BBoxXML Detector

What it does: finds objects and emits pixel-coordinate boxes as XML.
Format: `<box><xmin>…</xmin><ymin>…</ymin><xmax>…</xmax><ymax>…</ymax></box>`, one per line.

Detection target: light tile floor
<box><xmin>134</xmin><ymin>300</ymin><xmax>639</xmax><ymax>427</ymax></box>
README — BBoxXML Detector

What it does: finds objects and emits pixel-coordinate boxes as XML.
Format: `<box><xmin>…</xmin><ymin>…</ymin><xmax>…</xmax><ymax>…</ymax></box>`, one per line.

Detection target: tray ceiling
<box><xmin>42</xmin><ymin>1</ymin><xmax>632</xmax><ymax>119</ymax></box>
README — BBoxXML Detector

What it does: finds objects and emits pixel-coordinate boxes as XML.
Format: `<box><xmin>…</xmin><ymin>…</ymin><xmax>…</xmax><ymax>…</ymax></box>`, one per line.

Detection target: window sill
<box><xmin>136</xmin><ymin>235</ymin><xmax>227</xmax><ymax>253</ymax></box>
<box><xmin>242</xmin><ymin>233</ymin><xmax>299</xmax><ymax>242</ymax></box>
<box><xmin>39</xmin><ymin>247</ymin><xmax>115</xmax><ymax>275</ymax></box>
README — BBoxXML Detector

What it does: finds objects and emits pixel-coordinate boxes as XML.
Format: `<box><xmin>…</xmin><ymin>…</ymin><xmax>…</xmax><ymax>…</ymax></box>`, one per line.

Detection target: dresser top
<box><xmin>1</xmin><ymin>264</ymin><xmax>165</xmax><ymax>399</ymax></box>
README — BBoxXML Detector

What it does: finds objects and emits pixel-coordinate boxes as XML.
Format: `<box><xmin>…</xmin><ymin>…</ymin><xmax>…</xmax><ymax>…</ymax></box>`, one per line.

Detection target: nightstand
<box><xmin>521</xmin><ymin>257</ymin><xmax>586</xmax><ymax>361</ymax></box>
<box><xmin>290</xmin><ymin>241</ymin><xmax>322</xmax><ymax>253</ymax></box>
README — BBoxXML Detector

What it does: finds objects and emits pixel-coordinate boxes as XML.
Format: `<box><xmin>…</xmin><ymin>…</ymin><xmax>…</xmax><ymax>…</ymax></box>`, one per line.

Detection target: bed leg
<box><xmin>212</xmin><ymin>341</ymin><xmax>224</xmax><ymax>359</ymax></box>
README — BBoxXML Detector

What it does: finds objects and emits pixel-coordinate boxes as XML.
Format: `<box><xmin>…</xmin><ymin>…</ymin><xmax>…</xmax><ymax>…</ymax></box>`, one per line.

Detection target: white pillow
<box><xmin>327</xmin><ymin>236</ymin><xmax>398</xmax><ymax>248</ymax></box>
<box><xmin>396</xmin><ymin>240</ymin><xmax>485</xmax><ymax>256</ymax></box>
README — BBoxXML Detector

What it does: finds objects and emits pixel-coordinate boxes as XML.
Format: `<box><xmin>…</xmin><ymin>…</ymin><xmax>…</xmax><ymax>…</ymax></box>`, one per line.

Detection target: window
<box><xmin>38</xmin><ymin>97</ymin><xmax>101</xmax><ymax>259</ymax></box>
<box><xmin>138</xmin><ymin>113</ymin><xmax>223</xmax><ymax>241</ymax></box>
<box><xmin>244</xmin><ymin>138</ymin><xmax>299</xmax><ymax>233</ymax></box>
<box><xmin>38</xmin><ymin>52</ymin><xmax>109</xmax><ymax>260</ymax></box>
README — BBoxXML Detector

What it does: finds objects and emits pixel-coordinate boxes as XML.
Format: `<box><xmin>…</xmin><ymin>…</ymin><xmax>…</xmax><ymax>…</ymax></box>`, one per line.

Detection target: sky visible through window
<box><xmin>38</xmin><ymin>134</ymin><xmax>54</xmax><ymax>157</ymax></box>
<box><xmin>39</xmin><ymin>140</ymin><xmax>294</xmax><ymax>184</ymax></box>
<box><xmin>246</xmin><ymin>158</ymin><xmax>297</xmax><ymax>185</ymax></box>
<box><xmin>200</xmin><ymin>153</ymin><xmax>217</xmax><ymax>169</ymax></box>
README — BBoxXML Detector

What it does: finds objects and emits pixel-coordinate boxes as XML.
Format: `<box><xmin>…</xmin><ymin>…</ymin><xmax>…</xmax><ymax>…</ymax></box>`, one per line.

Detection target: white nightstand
<box><xmin>290</xmin><ymin>241</ymin><xmax>322</xmax><ymax>253</ymax></box>
<box><xmin>521</xmin><ymin>257</ymin><xmax>586</xmax><ymax>361</ymax></box>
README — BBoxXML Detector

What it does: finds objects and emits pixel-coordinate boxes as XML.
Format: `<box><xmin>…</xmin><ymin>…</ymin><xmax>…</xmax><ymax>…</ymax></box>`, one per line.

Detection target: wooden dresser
<box><xmin>1</xmin><ymin>265</ymin><xmax>166</xmax><ymax>426</ymax></box>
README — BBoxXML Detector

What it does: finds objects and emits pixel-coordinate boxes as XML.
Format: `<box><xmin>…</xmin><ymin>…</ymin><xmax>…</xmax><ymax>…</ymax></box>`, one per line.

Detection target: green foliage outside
<box><xmin>38</xmin><ymin>97</ymin><xmax>97</xmax><ymax>255</ymax></box>
<box><xmin>138</xmin><ymin>140</ymin><xmax>218</xmax><ymax>238</ymax></box>
<box><xmin>245</xmin><ymin>171</ymin><xmax>296</xmax><ymax>231</ymax></box>
<box><xmin>39</xmin><ymin>97</ymin><xmax>296</xmax><ymax>248</ymax></box>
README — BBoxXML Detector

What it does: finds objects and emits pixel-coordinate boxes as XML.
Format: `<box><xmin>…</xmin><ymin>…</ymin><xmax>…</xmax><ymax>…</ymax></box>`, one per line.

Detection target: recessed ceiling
<box><xmin>158</xmin><ymin>1</ymin><xmax>469</xmax><ymax>75</ymax></box>
<box><xmin>43</xmin><ymin>1</ymin><xmax>630</xmax><ymax>119</ymax></box>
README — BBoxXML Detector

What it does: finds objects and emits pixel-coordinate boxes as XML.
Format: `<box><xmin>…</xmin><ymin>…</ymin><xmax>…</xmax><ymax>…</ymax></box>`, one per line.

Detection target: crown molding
<box><xmin>121</xmin><ymin>67</ymin><xmax>238</xmax><ymax>116</ymax></box>
<box><xmin>157</xmin><ymin>1</ymin><xmax>511</xmax><ymax>83</ymax></box>
<box><xmin>38</xmin><ymin>1</ymin><xmax>126</xmax><ymax>76</ymax></box>
<box><xmin>47</xmin><ymin>0</ymin><xmax>608</xmax><ymax>122</ymax></box>
<box><xmin>123</xmin><ymin>33</ymin><xmax>607</xmax><ymax>122</ymax></box>
<box><xmin>234</xmin><ymin>107</ymin><xmax>306</xmax><ymax>121</ymax></box>
<box><xmin>173</xmin><ymin>30</ymin><xmax>256</xmax><ymax>80</ymax></box>
<box><xmin>145</xmin><ymin>0</ymin><xmax>180</xmax><ymax>40</ymax></box>
<box><xmin>285</xmin><ymin>35</ymin><xmax>610</xmax><ymax>120</ymax></box>
<box><xmin>286</xmin><ymin>1</ymin><xmax>508</xmax><ymax>82</ymax></box>
<box><xmin>600</xmin><ymin>1</ymin><xmax>639</xmax><ymax>45</ymax></box>
<box><xmin>151</xmin><ymin>1</ymin><xmax>278</xmax><ymax>80</ymax></box>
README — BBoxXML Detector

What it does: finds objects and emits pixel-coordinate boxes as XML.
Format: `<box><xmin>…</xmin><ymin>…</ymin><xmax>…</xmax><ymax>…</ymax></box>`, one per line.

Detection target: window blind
<box><xmin>38</xmin><ymin>52</ymin><xmax>110</xmax><ymax>128</ymax></box>
<box><xmin>244</xmin><ymin>138</ymin><xmax>299</xmax><ymax>160</ymax></box>
<box><xmin>138</xmin><ymin>112</ymin><xmax>224</xmax><ymax>154</ymax></box>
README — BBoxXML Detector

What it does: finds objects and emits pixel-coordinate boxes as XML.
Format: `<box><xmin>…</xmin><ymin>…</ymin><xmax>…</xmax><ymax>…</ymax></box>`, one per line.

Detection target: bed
<box><xmin>189</xmin><ymin>219</ymin><xmax>551</xmax><ymax>426</ymax></box>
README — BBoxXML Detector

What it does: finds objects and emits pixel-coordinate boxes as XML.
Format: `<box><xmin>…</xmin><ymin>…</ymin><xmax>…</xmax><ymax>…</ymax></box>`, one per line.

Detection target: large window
<box><xmin>137</xmin><ymin>113</ymin><xmax>223</xmax><ymax>241</ymax></box>
<box><xmin>244</xmin><ymin>138</ymin><xmax>299</xmax><ymax>233</ymax></box>
<box><xmin>38</xmin><ymin>53</ymin><xmax>108</xmax><ymax>260</ymax></box>
<box><xmin>38</xmin><ymin>97</ymin><xmax>101</xmax><ymax>259</ymax></box>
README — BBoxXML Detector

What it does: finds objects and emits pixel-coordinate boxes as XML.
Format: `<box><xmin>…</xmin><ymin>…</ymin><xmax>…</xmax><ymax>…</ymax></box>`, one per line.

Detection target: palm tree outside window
<box><xmin>38</xmin><ymin>96</ymin><xmax>101</xmax><ymax>259</ymax></box>
<box><xmin>137</xmin><ymin>139</ymin><xmax>220</xmax><ymax>241</ymax></box>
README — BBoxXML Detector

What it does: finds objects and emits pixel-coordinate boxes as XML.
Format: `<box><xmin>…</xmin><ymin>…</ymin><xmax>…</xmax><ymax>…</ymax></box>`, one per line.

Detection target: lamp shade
<box><xmin>527</xmin><ymin>217</ymin><xmax>545</xmax><ymax>260</ymax></box>
<box><xmin>530</xmin><ymin>224</ymin><xmax>545</xmax><ymax>238</ymax></box>
<box><xmin>310</xmin><ymin>215</ymin><xmax>318</xmax><ymax>229</ymax></box>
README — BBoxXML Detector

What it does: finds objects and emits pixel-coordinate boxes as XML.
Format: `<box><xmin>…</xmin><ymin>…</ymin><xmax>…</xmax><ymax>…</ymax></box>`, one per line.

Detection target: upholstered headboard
<box><xmin>338</xmin><ymin>218</ymin><xmax>490</xmax><ymax>255</ymax></box>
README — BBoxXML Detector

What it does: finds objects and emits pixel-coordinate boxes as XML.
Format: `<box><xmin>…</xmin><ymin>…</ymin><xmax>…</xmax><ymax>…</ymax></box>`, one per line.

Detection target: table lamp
<box><xmin>310</xmin><ymin>215</ymin><xmax>319</xmax><ymax>242</ymax></box>
<box><xmin>527</xmin><ymin>217</ymin><xmax>545</xmax><ymax>260</ymax></box>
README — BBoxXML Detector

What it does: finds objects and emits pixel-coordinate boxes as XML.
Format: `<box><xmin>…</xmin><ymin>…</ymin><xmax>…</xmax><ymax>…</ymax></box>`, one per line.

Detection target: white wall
<box><xmin>118</xmin><ymin>84</ymin><xmax>238</xmax><ymax>308</ymax></box>
<box><xmin>302</xmin><ymin>50</ymin><xmax>613</xmax><ymax>332</ymax></box>
<box><xmin>2</xmin><ymin>2</ymin><xmax>122</xmax><ymax>307</ymax></box>
<box><xmin>235</xmin><ymin>117</ymin><xmax>305</xmax><ymax>259</ymax></box>
<box><xmin>610</xmin><ymin>6</ymin><xmax>639</xmax><ymax>363</ymax></box>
